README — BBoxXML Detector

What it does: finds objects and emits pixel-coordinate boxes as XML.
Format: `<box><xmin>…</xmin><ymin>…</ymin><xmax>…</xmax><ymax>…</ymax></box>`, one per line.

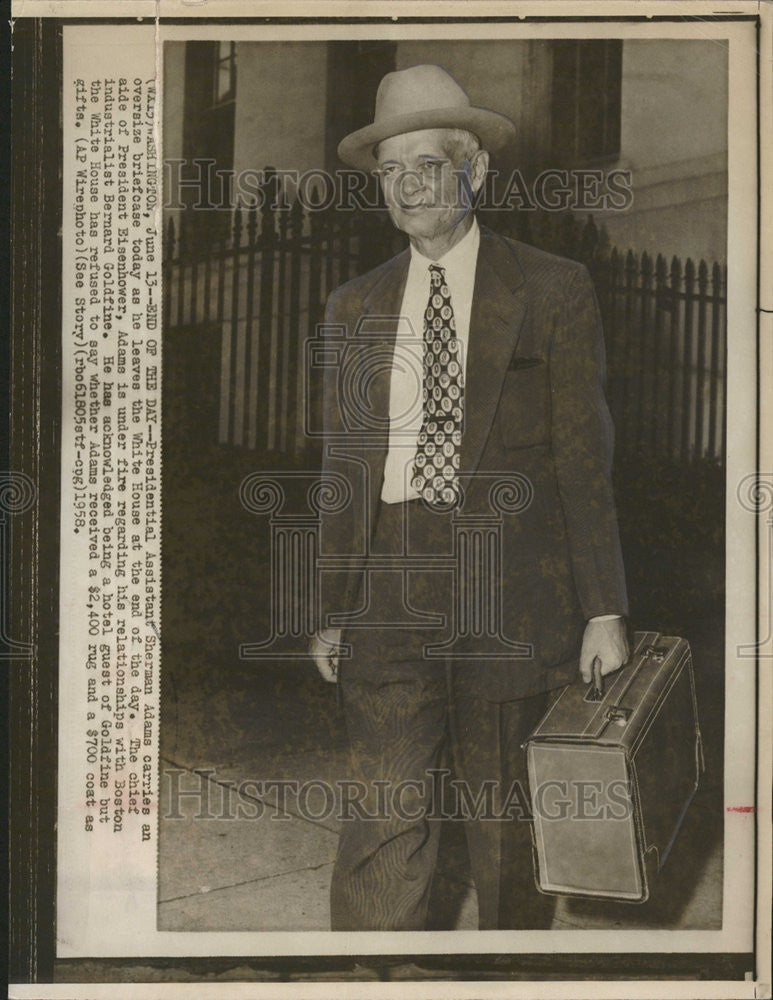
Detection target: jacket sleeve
<box><xmin>316</xmin><ymin>289</ymin><xmax>366</xmax><ymax>631</ymax></box>
<box><xmin>549</xmin><ymin>264</ymin><xmax>629</xmax><ymax>620</ymax></box>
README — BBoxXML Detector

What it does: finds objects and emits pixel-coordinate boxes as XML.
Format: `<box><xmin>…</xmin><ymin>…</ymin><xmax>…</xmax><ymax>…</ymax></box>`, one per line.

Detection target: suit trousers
<box><xmin>330</xmin><ymin>499</ymin><xmax>557</xmax><ymax>931</ymax></box>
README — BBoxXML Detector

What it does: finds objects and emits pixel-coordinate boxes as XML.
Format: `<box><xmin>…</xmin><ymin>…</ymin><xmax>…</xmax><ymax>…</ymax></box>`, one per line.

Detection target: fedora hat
<box><xmin>337</xmin><ymin>63</ymin><xmax>516</xmax><ymax>171</ymax></box>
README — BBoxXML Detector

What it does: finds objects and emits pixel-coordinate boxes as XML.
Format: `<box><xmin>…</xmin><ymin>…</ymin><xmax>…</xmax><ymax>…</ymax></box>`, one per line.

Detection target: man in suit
<box><xmin>309</xmin><ymin>64</ymin><xmax>629</xmax><ymax>931</ymax></box>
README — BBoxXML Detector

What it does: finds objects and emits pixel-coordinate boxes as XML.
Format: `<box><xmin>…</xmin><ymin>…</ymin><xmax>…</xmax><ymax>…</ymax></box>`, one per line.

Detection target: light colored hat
<box><xmin>337</xmin><ymin>63</ymin><xmax>516</xmax><ymax>171</ymax></box>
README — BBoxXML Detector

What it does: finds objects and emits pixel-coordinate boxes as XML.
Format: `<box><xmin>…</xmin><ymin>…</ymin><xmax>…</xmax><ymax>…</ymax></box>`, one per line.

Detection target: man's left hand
<box><xmin>579</xmin><ymin>618</ymin><xmax>629</xmax><ymax>683</ymax></box>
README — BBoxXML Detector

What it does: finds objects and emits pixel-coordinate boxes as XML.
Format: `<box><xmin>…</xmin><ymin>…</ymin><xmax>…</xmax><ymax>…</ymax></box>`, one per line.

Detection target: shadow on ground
<box><xmin>158</xmin><ymin>443</ymin><xmax>725</xmax><ymax>932</ymax></box>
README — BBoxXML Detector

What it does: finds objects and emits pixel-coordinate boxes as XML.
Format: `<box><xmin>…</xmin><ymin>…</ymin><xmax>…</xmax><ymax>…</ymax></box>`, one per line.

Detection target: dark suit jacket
<box><xmin>318</xmin><ymin>224</ymin><xmax>628</xmax><ymax>701</ymax></box>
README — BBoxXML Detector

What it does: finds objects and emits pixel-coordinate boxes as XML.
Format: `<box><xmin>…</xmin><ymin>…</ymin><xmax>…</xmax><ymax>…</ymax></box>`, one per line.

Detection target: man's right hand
<box><xmin>310</xmin><ymin>627</ymin><xmax>343</xmax><ymax>684</ymax></box>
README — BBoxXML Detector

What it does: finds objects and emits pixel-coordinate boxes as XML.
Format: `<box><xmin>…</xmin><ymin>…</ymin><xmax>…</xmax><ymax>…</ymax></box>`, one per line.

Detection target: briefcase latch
<box><xmin>604</xmin><ymin>705</ymin><xmax>633</xmax><ymax>726</ymax></box>
<box><xmin>643</xmin><ymin>644</ymin><xmax>668</xmax><ymax>663</ymax></box>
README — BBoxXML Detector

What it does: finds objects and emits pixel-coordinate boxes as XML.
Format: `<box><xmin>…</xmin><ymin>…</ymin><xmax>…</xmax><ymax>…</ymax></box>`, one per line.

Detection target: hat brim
<box><xmin>337</xmin><ymin>106</ymin><xmax>516</xmax><ymax>171</ymax></box>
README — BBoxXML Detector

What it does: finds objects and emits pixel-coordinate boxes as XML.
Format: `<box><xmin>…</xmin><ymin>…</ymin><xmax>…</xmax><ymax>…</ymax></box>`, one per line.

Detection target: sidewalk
<box><xmin>157</xmin><ymin>619</ymin><xmax>723</xmax><ymax>933</ymax></box>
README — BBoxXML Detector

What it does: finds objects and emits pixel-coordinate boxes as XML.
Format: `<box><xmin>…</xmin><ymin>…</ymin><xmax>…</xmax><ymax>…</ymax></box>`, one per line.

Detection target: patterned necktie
<box><xmin>411</xmin><ymin>263</ymin><xmax>464</xmax><ymax>508</ymax></box>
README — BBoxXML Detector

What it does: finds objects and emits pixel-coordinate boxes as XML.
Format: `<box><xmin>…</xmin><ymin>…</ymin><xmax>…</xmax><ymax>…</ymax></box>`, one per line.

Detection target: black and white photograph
<box><xmin>6</xmin><ymin>4</ymin><xmax>772</xmax><ymax>997</ymax></box>
<box><xmin>159</xmin><ymin>29</ymin><xmax>731</xmax><ymax>936</ymax></box>
<box><xmin>152</xmin><ymin>19</ymin><xmax>760</xmax><ymax>948</ymax></box>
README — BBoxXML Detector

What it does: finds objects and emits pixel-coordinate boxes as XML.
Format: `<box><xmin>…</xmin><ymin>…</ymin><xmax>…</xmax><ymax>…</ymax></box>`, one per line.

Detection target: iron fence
<box><xmin>163</xmin><ymin>194</ymin><xmax>726</xmax><ymax>466</ymax></box>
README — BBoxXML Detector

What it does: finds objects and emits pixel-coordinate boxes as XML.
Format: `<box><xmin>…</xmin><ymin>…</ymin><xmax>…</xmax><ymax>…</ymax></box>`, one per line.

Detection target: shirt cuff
<box><xmin>589</xmin><ymin>614</ymin><xmax>623</xmax><ymax>622</ymax></box>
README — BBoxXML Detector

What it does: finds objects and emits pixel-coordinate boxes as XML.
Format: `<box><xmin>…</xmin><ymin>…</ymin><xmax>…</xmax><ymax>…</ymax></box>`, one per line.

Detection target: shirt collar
<box><xmin>409</xmin><ymin>216</ymin><xmax>480</xmax><ymax>282</ymax></box>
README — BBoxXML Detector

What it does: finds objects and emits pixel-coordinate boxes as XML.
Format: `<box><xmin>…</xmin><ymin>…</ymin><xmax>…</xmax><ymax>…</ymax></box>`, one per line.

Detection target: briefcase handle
<box><xmin>586</xmin><ymin>657</ymin><xmax>605</xmax><ymax>702</ymax></box>
<box><xmin>586</xmin><ymin>623</ymin><xmax>643</xmax><ymax>702</ymax></box>
<box><xmin>585</xmin><ymin>639</ymin><xmax>672</xmax><ymax>704</ymax></box>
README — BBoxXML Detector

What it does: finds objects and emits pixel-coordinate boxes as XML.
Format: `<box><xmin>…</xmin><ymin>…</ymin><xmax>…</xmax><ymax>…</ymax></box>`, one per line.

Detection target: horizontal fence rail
<box><xmin>163</xmin><ymin>191</ymin><xmax>726</xmax><ymax>467</ymax></box>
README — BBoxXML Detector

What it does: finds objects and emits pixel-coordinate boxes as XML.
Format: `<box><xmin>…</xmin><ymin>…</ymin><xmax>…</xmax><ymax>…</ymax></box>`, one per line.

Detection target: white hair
<box><xmin>440</xmin><ymin>128</ymin><xmax>482</xmax><ymax>164</ymax></box>
<box><xmin>373</xmin><ymin>127</ymin><xmax>482</xmax><ymax>165</ymax></box>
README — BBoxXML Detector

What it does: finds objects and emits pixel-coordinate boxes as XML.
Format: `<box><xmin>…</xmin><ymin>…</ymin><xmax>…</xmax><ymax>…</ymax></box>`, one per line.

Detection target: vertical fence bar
<box><xmin>620</xmin><ymin>250</ymin><xmax>637</xmax><ymax>454</ymax></box>
<box><xmin>257</xmin><ymin>187</ymin><xmax>277</xmax><ymax>452</ymax></box>
<box><xmin>307</xmin><ymin>193</ymin><xmax>324</xmax><ymax>339</ymax></box>
<box><xmin>695</xmin><ymin>260</ymin><xmax>709</xmax><ymax>460</ymax></box>
<box><xmin>243</xmin><ymin>203</ymin><xmax>259</xmax><ymax>450</ymax></box>
<box><xmin>579</xmin><ymin>215</ymin><xmax>598</xmax><ymax>265</ymax></box>
<box><xmin>337</xmin><ymin>212</ymin><xmax>348</xmax><ymax>289</ymax></box>
<box><xmin>216</xmin><ymin>232</ymin><xmax>231</xmax><ymax>443</ymax></box>
<box><xmin>324</xmin><ymin>206</ymin><xmax>337</xmax><ymax>299</ymax></box>
<box><xmin>306</xmin><ymin>200</ymin><xmax>325</xmax><ymax>449</ymax></box>
<box><xmin>230</xmin><ymin>205</ymin><xmax>246</xmax><ymax>446</ymax></box>
<box><xmin>163</xmin><ymin>217</ymin><xmax>175</xmax><ymax>327</ymax></box>
<box><xmin>189</xmin><ymin>235</ymin><xmax>200</xmax><ymax>327</ymax></box>
<box><xmin>175</xmin><ymin>226</ymin><xmax>187</xmax><ymax>329</ymax></box>
<box><xmin>635</xmin><ymin>252</ymin><xmax>652</xmax><ymax>453</ymax></box>
<box><xmin>695</xmin><ymin>260</ymin><xmax>711</xmax><ymax>458</ymax></box>
<box><xmin>708</xmin><ymin>261</ymin><xmax>723</xmax><ymax>460</ymax></box>
<box><xmin>285</xmin><ymin>197</ymin><xmax>304</xmax><ymax>455</ymax></box>
<box><xmin>680</xmin><ymin>257</ymin><xmax>696</xmax><ymax>462</ymax></box>
<box><xmin>651</xmin><ymin>254</ymin><xmax>667</xmax><ymax>456</ymax></box>
<box><xmin>666</xmin><ymin>257</ymin><xmax>681</xmax><ymax>461</ymax></box>
<box><xmin>606</xmin><ymin>249</ymin><xmax>624</xmax><ymax>437</ymax></box>
<box><xmin>271</xmin><ymin>205</ymin><xmax>290</xmax><ymax>452</ymax></box>
<box><xmin>202</xmin><ymin>225</ymin><xmax>213</xmax><ymax>324</ymax></box>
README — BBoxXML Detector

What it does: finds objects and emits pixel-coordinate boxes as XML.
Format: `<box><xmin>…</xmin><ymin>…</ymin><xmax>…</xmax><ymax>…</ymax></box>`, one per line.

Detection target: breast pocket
<box><xmin>497</xmin><ymin>358</ymin><xmax>550</xmax><ymax>448</ymax></box>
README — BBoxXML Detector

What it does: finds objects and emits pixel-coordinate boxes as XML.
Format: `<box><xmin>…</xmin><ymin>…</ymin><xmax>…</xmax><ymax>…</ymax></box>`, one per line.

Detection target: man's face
<box><xmin>375</xmin><ymin>129</ymin><xmax>485</xmax><ymax>244</ymax></box>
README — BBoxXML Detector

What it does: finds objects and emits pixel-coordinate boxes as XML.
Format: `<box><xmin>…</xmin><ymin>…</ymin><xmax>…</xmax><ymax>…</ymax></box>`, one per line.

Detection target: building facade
<box><xmin>164</xmin><ymin>36</ymin><xmax>727</xmax><ymax>264</ymax></box>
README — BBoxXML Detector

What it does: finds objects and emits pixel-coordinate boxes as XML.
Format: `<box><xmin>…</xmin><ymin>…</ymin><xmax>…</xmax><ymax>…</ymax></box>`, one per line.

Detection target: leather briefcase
<box><xmin>524</xmin><ymin>631</ymin><xmax>704</xmax><ymax>902</ymax></box>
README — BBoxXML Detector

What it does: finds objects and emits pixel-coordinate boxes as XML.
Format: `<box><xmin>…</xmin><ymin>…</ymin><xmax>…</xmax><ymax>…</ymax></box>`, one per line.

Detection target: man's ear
<box><xmin>469</xmin><ymin>148</ymin><xmax>490</xmax><ymax>194</ymax></box>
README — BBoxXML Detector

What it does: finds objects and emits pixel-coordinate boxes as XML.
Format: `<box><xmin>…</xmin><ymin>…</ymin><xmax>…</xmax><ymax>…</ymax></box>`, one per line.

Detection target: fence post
<box><xmin>307</xmin><ymin>186</ymin><xmax>324</xmax><ymax>337</ymax></box>
<box><xmin>230</xmin><ymin>202</ymin><xmax>246</xmax><ymax>446</ymax></box>
<box><xmin>695</xmin><ymin>260</ymin><xmax>709</xmax><ymax>460</ymax></box>
<box><xmin>635</xmin><ymin>252</ymin><xmax>653</xmax><ymax>453</ymax></box>
<box><xmin>619</xmin><ymin>249</ymin><xmax>638</xmax><ymax>454</ymax></box>
<box><xmin>268</xmin><ymin>198</ymin><xmax>291</xmax><ymax>452</ymax></box>
<box><xmin>215</xmin><ymin>226</ymin><xmax>230</xmax><ymax>444</ymax></box>
<box><xmin>708</xmin><ymin>261</ymin><xmax>723</xmax><ymax>460</ymax></box>
<box><xmin>605</xmin><ymin>248</ymin><xmax>621</xmax><ymax>430</ymax></box>
<box><xmin>256</xmin><ymin>173</ymin><xmax>278</xmax><ymax>453</ymax></box>
<box><xmin>681</xmin><ymin>257</ymin><xmax>696</xmax><ymax>462</ymax></box>
<box><xmin>244</xmin><ymin>202</ymin><xmax>260</xmax><ymax>450</ymax></box>
<box><xmin>163</xmin><ymin>216</ymin><xmax>176</xmax><ymax>326</ymax></box>
<box><xmin>163</xmin><ymin>202</ymin><xmax>727</xmax><ymax>465</ymax></box>
<box><xmin>286</xmin><ymin>196</ymin><xmax>305</xmax><ymax>456</ymax></box>
<box><xmin>175</xmin><ymin>217</ymin><xmax>187</xmax><ymax>330</ymax></box>
<box><xmin>666</xmin><ymin>257</ymin><xmax>682</xmax><ymax>461</ymax></box>
<box><xmin>651</xmin><ymin>254</ymin><xmax>668</xmax><ymax>454</ymax></box>
<box><xmin>579</xmin><ymin>215</ymin><xmax>598</xmax><ymax>264</ymax></box>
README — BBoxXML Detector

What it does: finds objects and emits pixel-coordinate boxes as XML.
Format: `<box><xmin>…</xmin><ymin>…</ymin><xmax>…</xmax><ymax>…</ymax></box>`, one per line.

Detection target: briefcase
<box><xmin>524</xmin><ymin>631</ymin><xmax>704</xmax><ymax>902</ymax></box>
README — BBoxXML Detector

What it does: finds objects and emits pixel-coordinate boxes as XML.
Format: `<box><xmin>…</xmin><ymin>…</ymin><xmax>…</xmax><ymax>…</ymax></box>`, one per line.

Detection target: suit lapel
<box><xmin>460</xmin><ymin>227</ymin><xmax>528</xmax><ymax>488</ymax></box>
<box><xmin>348</xmin><ymin>228</ymin><xmax>527</xmax><ymax>514</ymax></box>
<box><xmin>358</xmin><ymin>250</ymin><xmax>410</xmax><ymax>521</ymax></box>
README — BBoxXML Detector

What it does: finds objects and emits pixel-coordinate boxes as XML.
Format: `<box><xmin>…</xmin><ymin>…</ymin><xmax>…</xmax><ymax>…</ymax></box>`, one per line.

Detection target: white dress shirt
<box><xmin>381</xmin><ymin>219</ymin><xmax>480</xmax><ymax>504</ymax></box>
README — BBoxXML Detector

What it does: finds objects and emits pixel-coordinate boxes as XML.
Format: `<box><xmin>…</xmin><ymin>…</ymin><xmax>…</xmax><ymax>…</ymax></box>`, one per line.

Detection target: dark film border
<box><xmin>6</xmin><ymin>10</ymin><xmax>761</xmax><ymax>988</ymax></box>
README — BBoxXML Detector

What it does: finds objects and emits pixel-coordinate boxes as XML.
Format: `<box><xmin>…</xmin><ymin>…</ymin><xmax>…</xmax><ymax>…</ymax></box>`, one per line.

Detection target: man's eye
<box><xmin>421</xmin><ymin>160</ymin><xmax>445</xmax><ymax>172</ymax></box>
<box><xmin>380</xmin><ymin>165</ymin><xmax>398</xmax><ymax>177</ymax></box>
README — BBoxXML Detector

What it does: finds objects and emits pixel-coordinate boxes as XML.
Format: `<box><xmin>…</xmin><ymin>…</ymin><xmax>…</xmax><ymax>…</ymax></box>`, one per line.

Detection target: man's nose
<box><xmin>395</xmin><ymin>169</ymin><xmax>424</xmax><ymax>200</ymax></box>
